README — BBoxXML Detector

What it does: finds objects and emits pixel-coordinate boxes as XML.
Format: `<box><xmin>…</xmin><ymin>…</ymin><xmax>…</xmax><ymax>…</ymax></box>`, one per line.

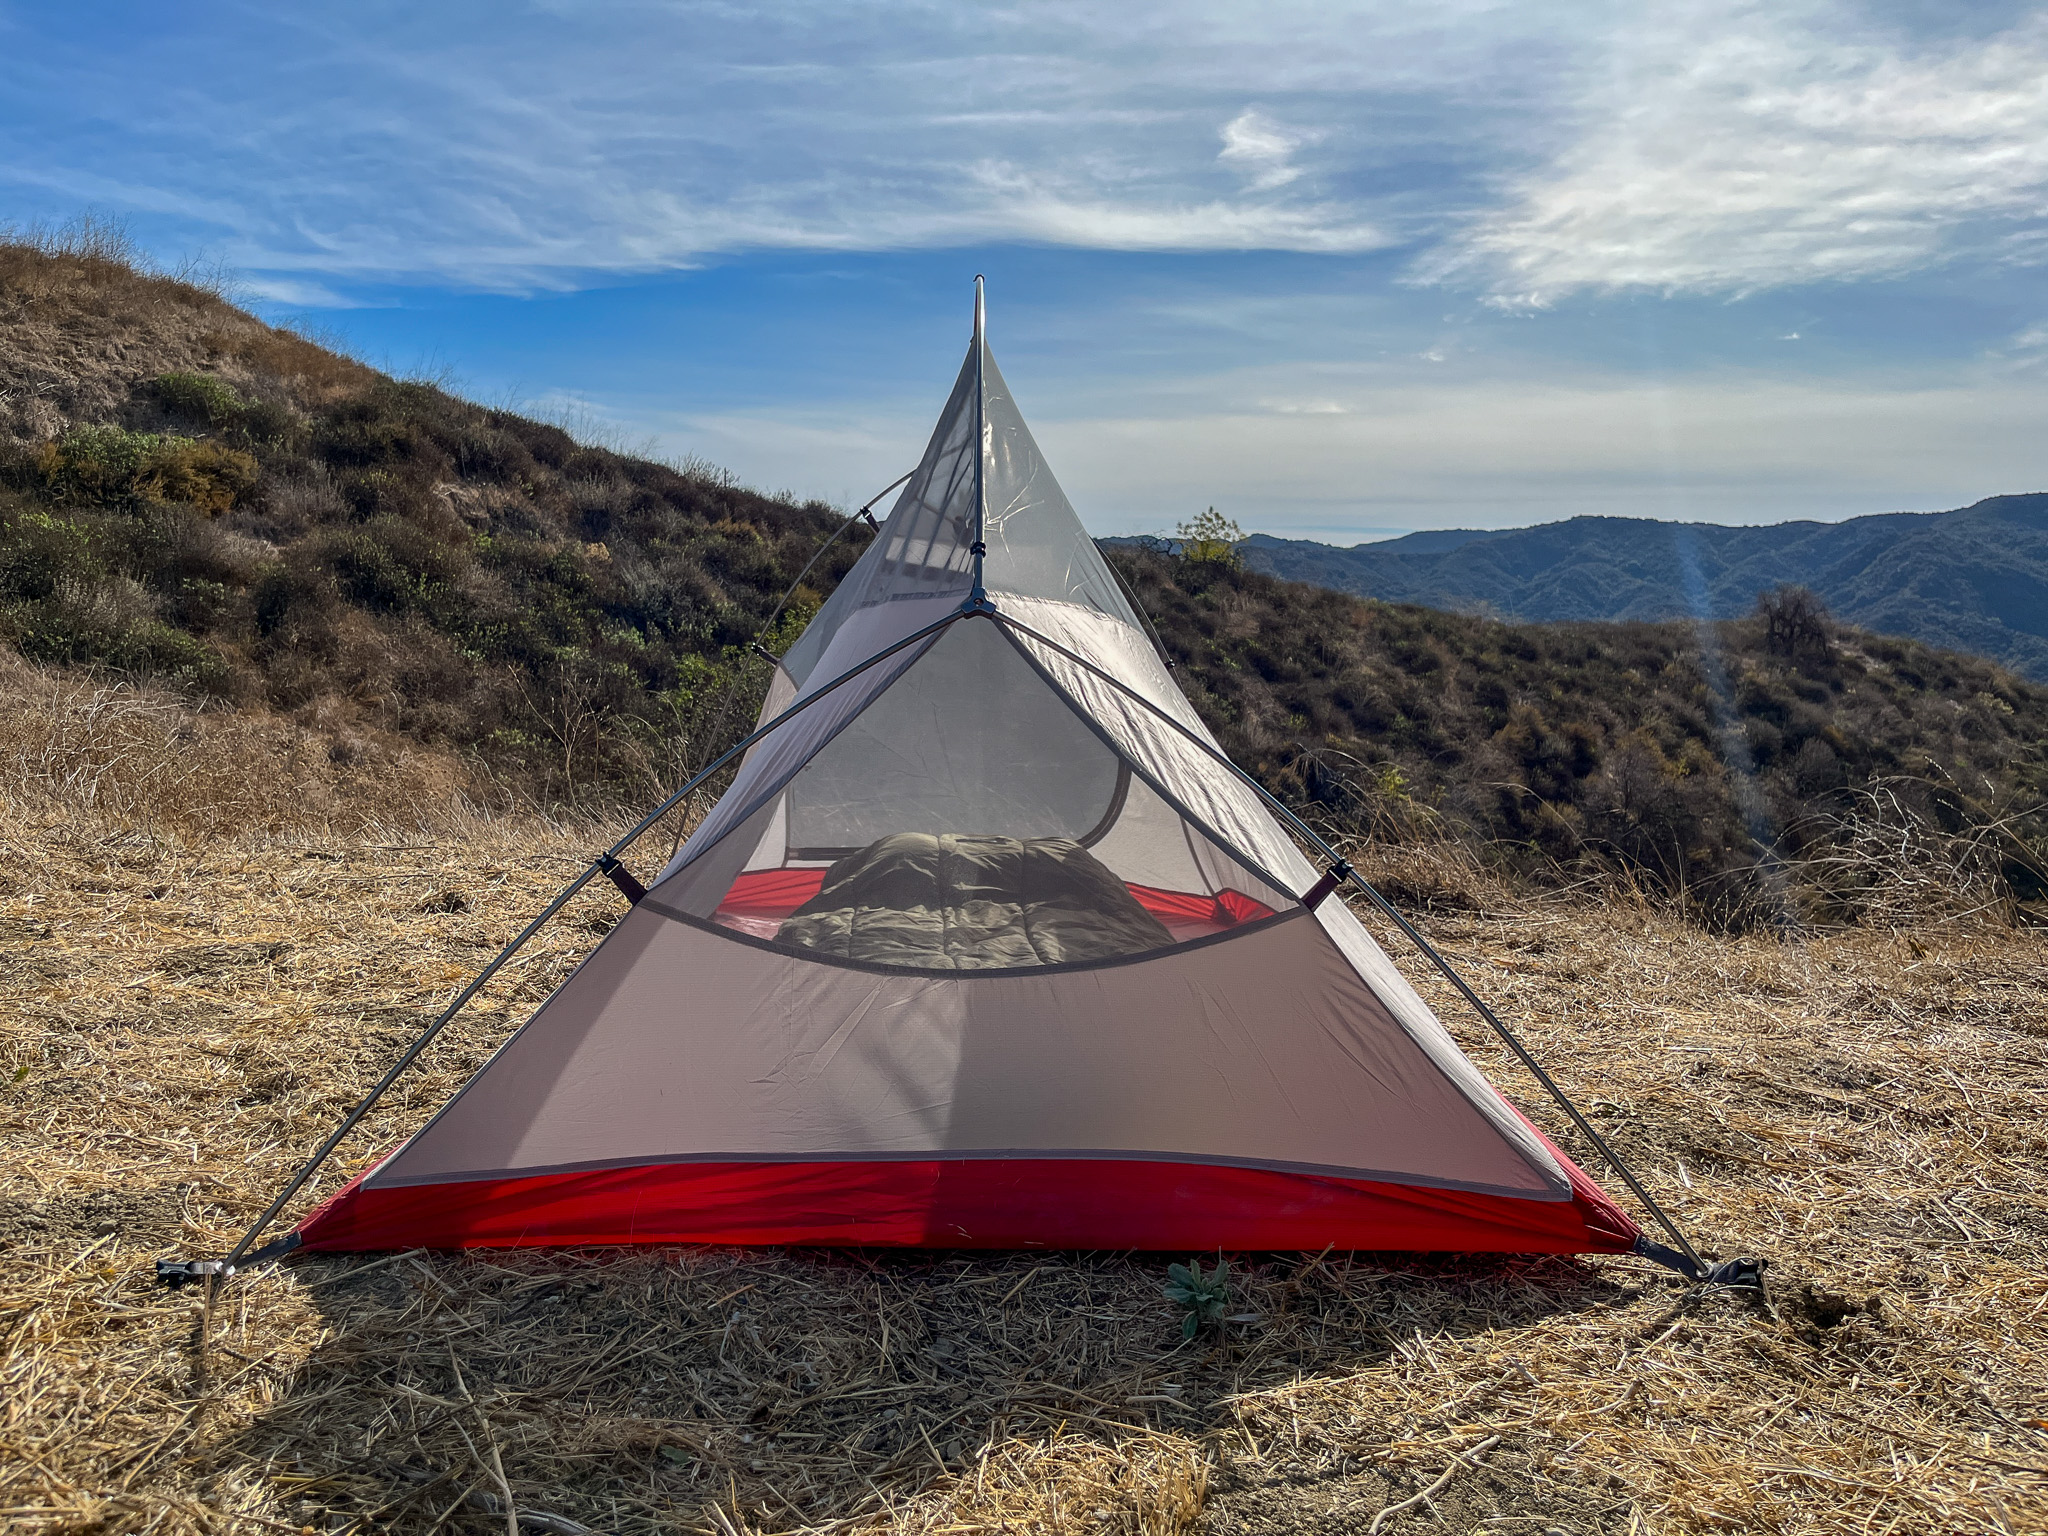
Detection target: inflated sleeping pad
<box><xmin>777</xmin><ymin>832</ymin><xmax>1175</xmax><ymax>969</ymax></box>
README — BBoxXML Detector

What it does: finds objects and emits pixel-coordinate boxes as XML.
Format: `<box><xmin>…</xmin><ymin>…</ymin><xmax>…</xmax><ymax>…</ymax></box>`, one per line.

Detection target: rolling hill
<box><xmin>1237</xmin><ymin>495</ymin><xmax>2048</xmax><ymax>681</ymax></box>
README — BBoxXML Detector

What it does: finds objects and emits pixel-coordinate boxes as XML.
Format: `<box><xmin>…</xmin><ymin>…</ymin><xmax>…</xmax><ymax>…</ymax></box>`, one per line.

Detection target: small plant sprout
<box><xmin>1164</xmin><ymin>1257</ymin><xmax>1231</xmax><ymax>1339</ymax></box>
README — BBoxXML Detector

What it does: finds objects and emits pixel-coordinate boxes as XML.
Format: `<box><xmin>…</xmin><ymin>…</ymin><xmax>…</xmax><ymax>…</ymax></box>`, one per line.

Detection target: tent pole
<box><xmin>969</xmin><ymin>275</ymin><xmax>988</xmax><ymax>606</ymax></box>
<box><xmin>992</xmin><ymin>613</ymin><xmax>1712</xmax><ymax>1277</ymax></box>
<box><xmin>201</xmin><ymin>610</ymin><xmax>968</xmax><ymax>1275</ymax></box>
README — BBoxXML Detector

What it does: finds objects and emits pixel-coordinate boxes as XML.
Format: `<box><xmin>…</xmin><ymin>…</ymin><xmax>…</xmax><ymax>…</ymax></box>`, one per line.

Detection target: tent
<box><xmin>275</xmin><ymin>285</ymin><xmax>1671</xmax><ymax>1263</ymax></box>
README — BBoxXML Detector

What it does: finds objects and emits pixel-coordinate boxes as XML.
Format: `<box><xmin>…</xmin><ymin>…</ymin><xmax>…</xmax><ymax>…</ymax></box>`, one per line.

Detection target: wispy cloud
<box><xmin>1430</xmin><ymin>6</ymin><xmax>2048</xmax><ymax>299</ymax></box>
<box><xmin>237</xmin><ymin>275</ymin><xmax>358</xmax><ymax>308</ymax></box>
<box><xmin>1217</xmin><ymin>110</ymin><xmax>1311</xmax><ymax>191</ymax></box>
<box><xmin>0</xmin><ymin>2</ymin><xmax>1514</xmax><ymax>287</ymax></box>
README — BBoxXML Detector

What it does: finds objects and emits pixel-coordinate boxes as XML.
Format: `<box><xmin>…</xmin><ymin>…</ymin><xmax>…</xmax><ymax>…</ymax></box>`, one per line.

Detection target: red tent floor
<box><xmin>295</xmin><ymin>1145</ymin><xmax>1639</xmax><ymax>1255</ymax></box>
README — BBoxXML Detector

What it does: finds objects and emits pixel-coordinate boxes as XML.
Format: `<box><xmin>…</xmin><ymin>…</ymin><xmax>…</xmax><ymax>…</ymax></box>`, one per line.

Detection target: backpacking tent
<box><xmin>264</xmin><ymin>284</ymin><xmax>1676</xmax><ymax>1262</ymax></box>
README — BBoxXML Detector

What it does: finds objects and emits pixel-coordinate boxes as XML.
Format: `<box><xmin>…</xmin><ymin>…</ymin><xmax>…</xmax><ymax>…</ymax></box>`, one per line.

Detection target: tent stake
<box><xmin>993</xmin><ymin>612</ymin><xmax>1718</xmax><ymax>1279</ymax></box>
<box><xmin>192</xmin><ymin>609</ymin><xmax>968</xmax><ymax>1278</ymax></box>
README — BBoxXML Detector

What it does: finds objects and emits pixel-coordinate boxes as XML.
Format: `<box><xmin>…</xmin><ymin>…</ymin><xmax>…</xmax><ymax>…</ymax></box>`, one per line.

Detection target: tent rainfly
<box><xmin>182</xmin><ymin>282</ymin><xmax>1725</xmax><ymax>1281</ymax></box>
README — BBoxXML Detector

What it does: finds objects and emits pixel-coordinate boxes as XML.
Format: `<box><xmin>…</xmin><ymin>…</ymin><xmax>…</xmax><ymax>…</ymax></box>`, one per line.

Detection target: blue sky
<box><xmin>5</xmin><ymin>1</ymin><xmax>2046</xmax><ymax>541</ymax></box>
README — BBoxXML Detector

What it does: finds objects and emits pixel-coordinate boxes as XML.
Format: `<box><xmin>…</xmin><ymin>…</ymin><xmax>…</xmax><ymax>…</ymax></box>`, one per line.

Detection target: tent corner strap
<box><xmin>596</xmin><ymin>853</ymin><xmax>647</xmax><ymax>905</ymax></box>
<box><xmin>1302</xmin><ymin>858</ymin><xmax>1354</xmax><ymax>910</ymax></box>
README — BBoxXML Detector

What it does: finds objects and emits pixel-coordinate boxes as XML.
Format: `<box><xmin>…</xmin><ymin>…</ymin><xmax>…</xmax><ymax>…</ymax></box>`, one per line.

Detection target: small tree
<box><xmin>1757</xmin><ymin>584</ymin><xmax>1832</xmax><ymax>664</ymax></box>
<box><xmin>1175</xmin><ymin>506</ymin><xmax>1243</xmax><ymax>566</ymax></box>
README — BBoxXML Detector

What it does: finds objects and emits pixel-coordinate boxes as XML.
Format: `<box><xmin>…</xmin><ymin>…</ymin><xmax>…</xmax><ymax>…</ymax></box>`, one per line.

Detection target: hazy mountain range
<box><xmin>1228</xmin><ymin>494</ymin><xmax>2048</xmax><ymax>681</ymax></box>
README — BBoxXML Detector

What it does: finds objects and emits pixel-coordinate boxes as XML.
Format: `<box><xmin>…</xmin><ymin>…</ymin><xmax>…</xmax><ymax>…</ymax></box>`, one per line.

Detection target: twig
<box><xmin>450</xmin><ymin>1347</ymin><xmax>519</xmax><ymax>1536</ymax></box>
<box><xmin>1367</xmin><ymin>1433</ymin><xmax>1500</xmax><ymax>1534</ymax></box>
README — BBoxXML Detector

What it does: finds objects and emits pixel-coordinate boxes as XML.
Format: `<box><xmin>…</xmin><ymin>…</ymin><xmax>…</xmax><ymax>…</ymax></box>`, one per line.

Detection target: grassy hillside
<box><xmin>0</xmin><ymin>228</ymin><xmax>866</xmax><ymax>806</ymax></box>
<box><xmin>7</xmin><ymin>230</ymin><xmax>2048</xmax><ymax>927</ymax></box>
<box><xmin>1237</xmin><ymin>495</ymin><xmax>2048</xmax><ymax>682</ymax></box>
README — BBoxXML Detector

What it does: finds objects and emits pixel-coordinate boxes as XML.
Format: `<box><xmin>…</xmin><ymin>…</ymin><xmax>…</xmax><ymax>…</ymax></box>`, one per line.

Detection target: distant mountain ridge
<box><xmin>1227</xmin><ymin>494</ymin><xmax>2048</xmax><ymax>681</ymax></box>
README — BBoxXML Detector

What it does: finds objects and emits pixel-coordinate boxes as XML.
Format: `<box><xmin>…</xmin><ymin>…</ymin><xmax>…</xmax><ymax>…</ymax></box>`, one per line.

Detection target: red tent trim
<box><xmin>296</xmin><ymin>1144</ymin><xmax>1637</xmax><ymax>1255</ymax></box>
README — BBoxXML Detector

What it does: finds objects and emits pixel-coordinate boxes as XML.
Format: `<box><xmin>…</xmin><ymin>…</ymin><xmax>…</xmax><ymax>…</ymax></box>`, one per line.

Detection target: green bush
<box><xmin>155</xmin><ymin>370</ymin><xmax>244</xmax><ymax>427</ymax></box>
<box><xmin>0</xmin><ymin>506</ymin><xmax>98</xmax><ymax>601</ymax></box>
<box><xmin>35</xmin><ymin>427</ymin><xmax>258</xmax><ymax>514</ymax></box>
<box><xmin>310</xmin><ymin>516</ymin><xmax>467</xmax><ymax>617</ymax></box>
<box><xmin>1175</xmin><ymin>507</ymin><xmax>1243</xmax><ymax>567</ymax></box>
<box><xmin>1</xmin><ymin>590</ymin><xmax>235</xmax><ymax>697</ymax></box>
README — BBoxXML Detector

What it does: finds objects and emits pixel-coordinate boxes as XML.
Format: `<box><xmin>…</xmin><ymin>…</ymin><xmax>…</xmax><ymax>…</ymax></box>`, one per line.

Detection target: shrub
<box><xmin>0</xmin><ymin>506</ymin><xmax>98</xmax><ymax>602</ymax></box>
<box><xmin>2</xmin><ymin>585</ymin><xmax>236</xmax><ymax>697</ymax></box>
<box><xmin>35</xmin><ymin>427</ymin><xmax>258</xmax><ymax>514</ymax></box>
<box><xmin>1758</xmin><ymin>584</ymin><xmax>1833</xmax><ymax>665</ymax></box>
<box><xmin>310</xmin><ymin>517</ymin><xmax>467</xmax><ymax>617</ymax></box>
<box><xmin>155</xmin><ymin>370</ymin><xmax>244</xmax><ymax>427</ymax></box>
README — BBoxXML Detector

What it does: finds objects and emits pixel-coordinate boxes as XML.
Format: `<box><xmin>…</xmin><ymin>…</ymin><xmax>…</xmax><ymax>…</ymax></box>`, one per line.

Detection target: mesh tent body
<box><xmin>296</xmin><ymin>317</ymin><xmax>1640</xmax><ymax>1256</ymax></box>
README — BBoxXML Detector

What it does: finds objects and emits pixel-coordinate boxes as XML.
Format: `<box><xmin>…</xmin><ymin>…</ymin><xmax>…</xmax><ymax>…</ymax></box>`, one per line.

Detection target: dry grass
<box><xmin>0</xmin><ymin>650</ymin><xmax>488</xmax><ymax>840</ymax></box>
<box><xmin>0</xmin><ymin>219</ymin><xmax>373</xmax><ymax>446</ymax></box>
<box><xmin>2</xmin><ymin>678</ymin><xmax>2045</xmax><ymax>1536</ymax></box>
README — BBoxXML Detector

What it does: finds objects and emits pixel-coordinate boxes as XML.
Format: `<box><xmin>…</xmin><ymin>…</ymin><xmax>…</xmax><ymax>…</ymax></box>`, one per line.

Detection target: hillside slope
<box><xmin>1106</xmin><ymin>546</ymin><xmax>2048</xmax><ymax>924</ymax></box>
<box><xmin>1239</xmin><ymin>494</ymin><xmax>2048</xmax><ymax>681</ymax></box>
<box><xmin>0</xmin><ymin>232</ymin><xmax>864</xmax><ymax>805</ymax></box>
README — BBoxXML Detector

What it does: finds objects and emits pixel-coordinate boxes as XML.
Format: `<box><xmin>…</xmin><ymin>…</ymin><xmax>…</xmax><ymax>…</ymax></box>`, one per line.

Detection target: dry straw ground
<box><xmin>3</xmin><ymin>660</ymin><xmax>2045</xmax><ymax>1536</ymax></box>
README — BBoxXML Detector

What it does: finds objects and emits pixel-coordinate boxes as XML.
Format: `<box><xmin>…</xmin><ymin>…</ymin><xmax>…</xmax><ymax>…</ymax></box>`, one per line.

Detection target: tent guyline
<box><xmin>745</xmin><ymin>467</ymin><xmax>914</xmax><ymax>668</ymax></box>
<box><xmin>164</xmin><ymin>278</ymin><xmax>1754</xmax><ymax>1284</ymax></box>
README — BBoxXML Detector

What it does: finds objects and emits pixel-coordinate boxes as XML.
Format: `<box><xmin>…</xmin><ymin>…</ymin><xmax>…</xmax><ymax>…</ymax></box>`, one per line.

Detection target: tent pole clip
<box><xmin>860</xmin><ymin>509</ymin><xmax>880</xmax><ymax>530</ymax></box>
<box><xmin>596</xmin><ymin>854</ymin><xmax>648</xmax><ymax>905</ymax></box>
<box><xmin>1302</xmin><ymin>859</ymin><xmax>1354</xmax><ymax>910</ymax></box>
<box><xmin>749</xmin><ymin>641</ymin><xmax>778</xmax><ymax>664</ymax></box>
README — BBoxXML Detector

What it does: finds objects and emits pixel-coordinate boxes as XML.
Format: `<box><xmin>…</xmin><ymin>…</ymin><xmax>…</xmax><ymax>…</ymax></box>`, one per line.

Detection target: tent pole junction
<box><xmin>167</xmin><ymin>609</ymin><xmax>970</xmax><ymax>1286</ymax></box>
<box><xmin>990</xmin><ymin>611</ymin><xmax>1742</xmax><ymax>1285</ymax></box>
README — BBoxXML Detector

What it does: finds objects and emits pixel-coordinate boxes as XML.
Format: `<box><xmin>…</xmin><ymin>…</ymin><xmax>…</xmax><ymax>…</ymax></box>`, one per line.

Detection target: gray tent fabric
<box><xmin>364</xmin><ymin>902</ymin><xmax>1567</xmax><ymax>1200</ymax></box>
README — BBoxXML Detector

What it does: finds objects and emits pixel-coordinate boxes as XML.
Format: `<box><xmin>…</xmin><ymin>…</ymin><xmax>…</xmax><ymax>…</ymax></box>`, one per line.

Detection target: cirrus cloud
<box><xmin>1427</xmin><ymin>6</ymin><xmax>2048</xmax><ymax>300</ymax></box>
